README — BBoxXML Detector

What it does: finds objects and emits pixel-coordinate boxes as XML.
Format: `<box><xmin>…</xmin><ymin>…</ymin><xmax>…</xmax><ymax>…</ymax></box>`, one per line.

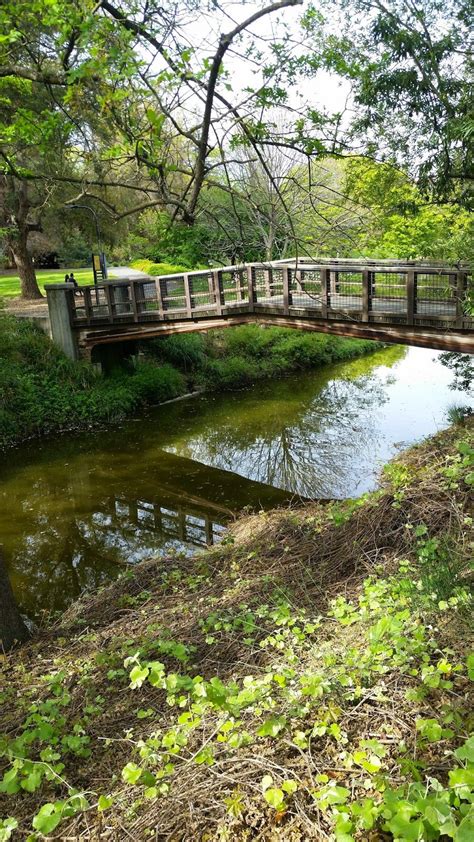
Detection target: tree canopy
<box><xmin>0</xmin><ymin>0</ymin><xmax>472</xmax><ymax>295</ymax></box>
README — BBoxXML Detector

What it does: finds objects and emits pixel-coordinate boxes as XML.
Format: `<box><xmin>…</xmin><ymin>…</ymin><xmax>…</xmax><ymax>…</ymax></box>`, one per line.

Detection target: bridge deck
<box><xmin>45</xmin><ymin>259</ymin><xmax>474</xmax><ymax>356</ymax></box>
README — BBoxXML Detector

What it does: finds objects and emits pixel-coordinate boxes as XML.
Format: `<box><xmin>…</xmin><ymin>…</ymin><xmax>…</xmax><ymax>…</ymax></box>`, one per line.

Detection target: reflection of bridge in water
<box><xmin>104</xmin><ymin>450</ymin><xmax>305</xmax><ymax>549</ymax></box>
<box><xmin>46</xmin><ymin>258</ymin><xmax>474</xmax><ymax>359</ymax></box>
<box><xmin>111</xmin><ymin>492</ymin><xmax>227</xmax><ymax>549</ymax></box>
<box><xmin>3</xmin><ymin>449</ymin><xmax>306</xmax><ymax>620</ymax></box>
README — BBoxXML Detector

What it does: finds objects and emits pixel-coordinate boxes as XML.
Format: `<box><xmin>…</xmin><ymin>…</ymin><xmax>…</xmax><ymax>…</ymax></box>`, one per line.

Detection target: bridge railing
<box><xmin>68</xmin><ymin>261</ymin><xmax>473</xmax><ymax>331</ymax></box>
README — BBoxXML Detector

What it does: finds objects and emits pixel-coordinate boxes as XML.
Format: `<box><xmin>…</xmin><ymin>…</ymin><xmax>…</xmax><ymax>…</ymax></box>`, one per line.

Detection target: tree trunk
<box><xmin>0</xmin><ymin>549</ymin><xmax>30</xmax><ymax>651</ymax></box>
<box><xmin>9</xmin><ymin>228</ymin><xmax>43</xmax><ymax>300</ymax></box>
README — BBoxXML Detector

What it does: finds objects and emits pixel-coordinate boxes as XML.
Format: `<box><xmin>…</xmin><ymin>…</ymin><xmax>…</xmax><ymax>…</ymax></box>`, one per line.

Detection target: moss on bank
<box><xmin>0</xmin><ymin>423</ymin><xmax>472</xmax><ymax>840</ymax></box>
<box><xmin>0</xmin><ymin>314</ymin><xmax>382</xmax><ymax>449</ymax></box>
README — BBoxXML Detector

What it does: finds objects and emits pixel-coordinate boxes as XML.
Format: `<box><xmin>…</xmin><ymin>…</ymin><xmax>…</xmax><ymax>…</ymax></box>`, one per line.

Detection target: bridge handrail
<box><xmin>53</xmin><ymin>258</ymin><xmax>469</xmax><ymax>295</ymax></box>
<box><xmin>45</xmin><ymin>259</ymin><xmax>472</xmax><ymax>341</ymax></box>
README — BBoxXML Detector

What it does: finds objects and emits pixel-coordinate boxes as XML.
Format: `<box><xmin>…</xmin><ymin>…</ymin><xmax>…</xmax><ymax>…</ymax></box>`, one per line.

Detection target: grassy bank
<box><xmin>0</xmin><ymin>314</ymin><xmax>382</xmax><ymax>449</ymax></box>
<box><xmin>0</xmin><ymin>270</ymin><xmax>94</xmax><ymax>299</ymax></box>
<box><xmin>0</xmin><ymin>423</ymin><xmax>472</xmax><ymax>840</ymax></box>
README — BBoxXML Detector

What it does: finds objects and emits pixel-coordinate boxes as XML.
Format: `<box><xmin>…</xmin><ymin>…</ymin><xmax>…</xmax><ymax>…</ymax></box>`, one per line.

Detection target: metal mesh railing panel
<box><xmin>72</xmin><ymin>289</ymin><xmax>86</xmax><ymax>321</ymax></box>
<box><xmin>189</xmin><ymin>273</ymin><xmax>216</xmax><ymax>310</ymax></box>
<box><xmin>329</xmin><ymin>271</ymin><xmax>363</xmax><ymax>313</ymax></box>
<box><xmin>160</xmin><ymin>277</ymin><xmax>187</xmax><ymax>313</ymax></box>
<box><xmin>221</xmin><ymin>270</ymin><xmax>248</xmax><ymax>305</ymax></box>
<box><xmin>291</xmin><ymin>269</ymin><xmax>323</xmax><ymax>309</ymax></box>
<box><xmin>416</xmin><ymin>273</ymin><xmax>456</xmax><ymax>317</ymax></box>
<box><xmin>372</xmin><ymin>272</ymin><xmax>406</xmax><ymax>314</ymax></box>
<box><xmin>135</xmin><ymin>281</ymin><xmax>160</xmax><ymax>316</ymax></box>
<box><xmin>109</xmin><ymin>284</ymin><xmax>133</xmax><ymax>319</ymax></box>
<box><xmin>89</xmin><ymin>287</ymin><xmax>109</xmax><ymax>319</ymax></box>
<box><xmin>253</xmin><ymin>267</ymin><xmax>273</xmax><ymax>302</ymax></box>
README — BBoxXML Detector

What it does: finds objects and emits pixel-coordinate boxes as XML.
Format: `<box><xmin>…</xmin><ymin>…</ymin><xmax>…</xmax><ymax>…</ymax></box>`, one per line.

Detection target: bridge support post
<box><xmin>45</xmin><ymin>284</ymin><xmax>79</xmax><ymax>361</ymax></box>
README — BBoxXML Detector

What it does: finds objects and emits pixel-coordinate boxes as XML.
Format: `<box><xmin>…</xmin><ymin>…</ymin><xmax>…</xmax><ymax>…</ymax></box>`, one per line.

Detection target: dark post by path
<box><xmin>0</xmin><ymin>548</ymin><xmax>30</xmax><ymax>651</ymax></box>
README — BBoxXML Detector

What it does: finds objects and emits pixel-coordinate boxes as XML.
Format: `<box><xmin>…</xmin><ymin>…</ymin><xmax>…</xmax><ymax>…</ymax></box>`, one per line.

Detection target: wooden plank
<box><xmin>184</xmin><ymin>273</ymin><xmax>192</xmax><ymax>318</ymax></box>
<box><xmin>321</xmin><ymin>268</ymin><xmax>330</xmax><ymax>319</ymax></box>
<box><xmin>362</xmin><ymin>269</ymin><xmax>370</xmax><ymax>322</ymax></box>
<box><xmin>456</xmin><ymin>271</ymin><xmax>466</xmax><ymax>328</ymax></box>
<box><xmin>406</xmin><ymin>270</ymin><xmax>416</xmax><ymax>326</ymax></box>
<box><xmin>129</xmin><ymin>281</ymin><xmax>140</xmax><ymax>322</ymax></box>
<box><xmin>282</xmin><ymin>266</ymin><xmax>290</xmax><ymax>315</ymax></box>
<box><xmin>103</xmin><ymin>283</ymin><xmax>114</xmax><ymax>323</ymax></box>
<box><xmin>247</xmin><ymin>266</ymin><xmax>256</xmax><ymax>312</ymax></box>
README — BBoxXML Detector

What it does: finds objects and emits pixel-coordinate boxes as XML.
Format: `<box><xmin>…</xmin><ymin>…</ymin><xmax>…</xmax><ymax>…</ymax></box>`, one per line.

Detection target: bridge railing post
<box><xmin>83</xmin><ymin>286</ymin><xmax>93</xmax><ymax>323</ymax></box>
<box><xmin>212</xmin><ymin>270</ymin><xmax>224</xmax><ymax>315</ymax></box>
<box><xmin>264</xmin><ymin>267</ymin><xmax>272</xmax><ymax>299</ymax></box>
<box><xmin>236</xmin><ymin>269</ymin><xmax>245</xmax><ymax>302</ymax></box>
<box><xmin>362</xmin><ymin>269</ymin><xmax>371</xmax><ymax>322</ymax></box>
<box><xmin>247</xmin><ymin>266</ymin><xmax>256</xmax><ymax>312</ymax></box>
<box><xmin>156</xmin><ymin>277</ymin><xmax>165</xmax><ymax>318</ymax></box>
<box><xmin>129</xmin><ymin>280</ymin><xmax>140</xmax><ymax>322</ymax></box>
<box><xmin>282</xmin><ymin>266</ymin><xmax>291</xmax><ymax>315</ymax></box>
<box><xmin>104</xmin><ymin>283</ymin><xmax>114</xmax><ymax>323</ymax></box>
<box><xmin>321</xmin><ymin>268</ymin><xmax>330</xmax><ymax>318</ymax></box>
<box><xmin>456</xmin><ymin>271</ymin><xmax>467</xmax><ymax>328</ymax></box>
<box><xmin>407</xmin><ymin>270</ymin><xmax>416</xmax><ymax>326</ymax></box>
<box><xmin>184</xmin><ymin>273</ymin><xmax>193</xmax><ymax>317</ymax></box>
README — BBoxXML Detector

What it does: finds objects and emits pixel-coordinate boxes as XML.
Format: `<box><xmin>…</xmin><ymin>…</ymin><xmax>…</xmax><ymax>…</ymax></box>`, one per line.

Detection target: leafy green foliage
<box><xmin>146</xmin><ymin>325</ymin><xmax>381</xmax><ymax>393</ymax></box>
<box><xmin>343</xmin><ymin>159</ymin><xmax>474</xmax><ymax>260</ymax></box>
<box><xmin>0</xmin><ymin>314</ymin><xmax>185</xmax><ymax>448</ymax></box>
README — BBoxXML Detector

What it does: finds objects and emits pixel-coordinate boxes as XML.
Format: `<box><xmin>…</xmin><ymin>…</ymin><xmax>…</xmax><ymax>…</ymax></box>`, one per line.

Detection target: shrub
<box><xmin>146</xmin><ymin>334</ymin><xmax>206</xmax><ymax>372</ymax></box>
<box><xmin>130</xmin><ymin>260</ymin><xmax>191</xmax><ymax>276</ymax></box>
<box><xmin>127</xmin><ymin>361</ymin><xmax>186</xmax><ymax>404</ymax></box>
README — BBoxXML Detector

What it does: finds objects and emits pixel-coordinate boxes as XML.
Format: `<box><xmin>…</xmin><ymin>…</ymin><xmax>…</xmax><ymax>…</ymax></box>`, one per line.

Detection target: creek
<box><xmin>2</xmin><ymin>344</ymin><xmax>472</xmax><ymax>620</ymax></box>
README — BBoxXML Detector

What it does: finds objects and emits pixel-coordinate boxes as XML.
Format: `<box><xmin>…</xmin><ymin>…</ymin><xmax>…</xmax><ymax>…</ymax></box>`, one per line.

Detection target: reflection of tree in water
<box><xmin>181</xmin><ymin>374</ymin><xmax>390</xmax><ymax>497</ymax></box>
<box><xmin>1</xmin><ymin>345</ymin><xmax>405</xmax><ymax>619</ymax></box>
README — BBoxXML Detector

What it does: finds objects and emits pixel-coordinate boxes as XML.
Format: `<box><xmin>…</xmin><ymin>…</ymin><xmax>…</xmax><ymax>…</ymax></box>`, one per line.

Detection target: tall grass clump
<box><xmin>146</xmin><ymin>325</ymin><xmax>382</xmax><ymax>391</ymax></box>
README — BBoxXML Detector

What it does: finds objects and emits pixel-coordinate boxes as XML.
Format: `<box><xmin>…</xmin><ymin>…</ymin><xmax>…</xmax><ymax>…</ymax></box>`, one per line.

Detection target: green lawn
<box><xmin>0</xmin><ymin>268</ymin><xmax>95</xmax><ymax>298</ymax></box>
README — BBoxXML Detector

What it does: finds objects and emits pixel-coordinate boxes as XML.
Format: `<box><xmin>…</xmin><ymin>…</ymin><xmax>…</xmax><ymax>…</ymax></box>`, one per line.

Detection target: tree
<box><xmin>305</xmin><ymin>0</ymin><xmax>473</xmax><ymax>207</ymax></box>
<box><xmin>439</xmin><ymin>353</ymin><xmax>474</xmax><ymax>393</ymax></box>
<box><xmin>342</xmin><ymin>158</ymin><xmax>474</xmax><ymax>260</ymax></box>
<box><xmin>0</xmin><ymin>549</ymin><xmax>29</xmax><ymax>651</ymax></box>
<box><xmin>1</xmin><ymin>0</ymin><xmax>307</xmax><ymax>295</ymax></box>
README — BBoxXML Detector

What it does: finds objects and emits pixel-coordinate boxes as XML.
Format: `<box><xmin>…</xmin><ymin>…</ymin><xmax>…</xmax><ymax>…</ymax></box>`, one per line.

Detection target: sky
<box><xmin>132</xmin><ymin>0</ymin><xmax>353</xmax><ymax>128</ymax></box>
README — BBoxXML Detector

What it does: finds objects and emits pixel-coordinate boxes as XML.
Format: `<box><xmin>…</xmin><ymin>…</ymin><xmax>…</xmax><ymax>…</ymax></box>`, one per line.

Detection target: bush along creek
<box><xmin>0</xmin><ymin>312</ymin><xmax>383</xmax><ymax>449</ymax></box>
<box><xmin>0</xmin><ymin>422</ymin><xmax>472</xmax><ymax>839</ymax></box>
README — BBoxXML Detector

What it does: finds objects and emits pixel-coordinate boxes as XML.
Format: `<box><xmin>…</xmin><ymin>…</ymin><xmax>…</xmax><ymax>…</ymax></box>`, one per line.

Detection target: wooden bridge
<box><xmin>45</xmin><ymin>258</ymin><xmax>474</xmax><ymax>359</ymax></box>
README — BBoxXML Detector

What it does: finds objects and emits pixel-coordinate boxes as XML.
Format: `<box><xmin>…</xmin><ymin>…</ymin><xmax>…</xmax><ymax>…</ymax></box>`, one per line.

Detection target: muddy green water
<box><xmin>2</xmin><ymin>345</ymin><xmax>472</xmax><ymax>620</ymax></box>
